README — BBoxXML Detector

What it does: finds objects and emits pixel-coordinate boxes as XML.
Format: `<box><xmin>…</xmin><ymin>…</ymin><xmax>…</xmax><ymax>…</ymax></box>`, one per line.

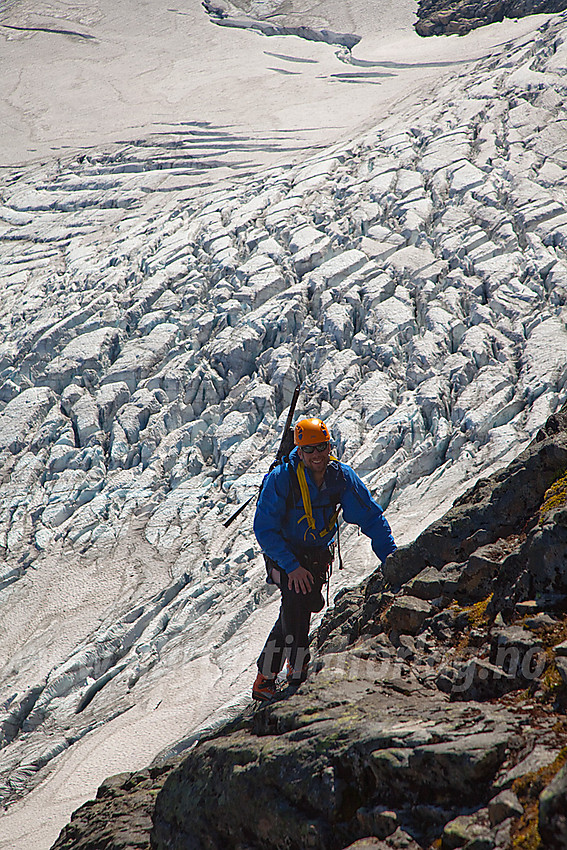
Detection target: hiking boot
<box><xmin>286</xmin><ymin>662</ymin><xmax>309</xmax><ymax>686</ymax></box>
<box><xmin>252</xmin><ymin>672</ymin><xmax>276</xmax><ymax>702</ymax></box>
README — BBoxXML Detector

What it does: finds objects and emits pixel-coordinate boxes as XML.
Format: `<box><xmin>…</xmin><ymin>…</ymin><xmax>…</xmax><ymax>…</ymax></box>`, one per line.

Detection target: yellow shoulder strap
<box><xmin>296</xmin><ymin>462</ymin><xmax>316</xmax><ymax>535</ymax></box>
<box><xmin>296</xmin><ymin>460</ymin><xmax>341</xmax><ymax>541</ymax></box>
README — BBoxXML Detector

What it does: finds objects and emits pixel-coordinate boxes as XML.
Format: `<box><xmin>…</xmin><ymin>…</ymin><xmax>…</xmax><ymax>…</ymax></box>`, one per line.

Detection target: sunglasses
<box><xmin>301</xmin><ymin>442</ymin><xmax>330</xmax><ymax>454</ymax></box>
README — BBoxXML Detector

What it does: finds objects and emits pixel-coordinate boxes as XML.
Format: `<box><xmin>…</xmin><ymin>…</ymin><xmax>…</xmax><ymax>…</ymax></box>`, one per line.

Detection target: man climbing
<box><xmin>252</xmin><ymin>417</ymin><xmax>396</xmax><ymax>701</ymax></box>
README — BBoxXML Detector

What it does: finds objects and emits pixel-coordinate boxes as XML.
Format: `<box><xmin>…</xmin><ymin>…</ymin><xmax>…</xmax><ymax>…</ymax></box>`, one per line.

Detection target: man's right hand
<box><xmin>288</xmin><ymin>565</ymin><xmax>314</xmax><ymax>594</ymax></box>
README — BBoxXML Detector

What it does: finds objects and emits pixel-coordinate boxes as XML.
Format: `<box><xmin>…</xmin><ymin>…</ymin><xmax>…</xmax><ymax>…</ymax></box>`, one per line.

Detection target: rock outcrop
<box><xmin>51</xmin><ymin>407</ymin><xmax>567</xmax><ymax>849</ymax></box>
<box><xmin>415</xmin><ymin>0</ymin><xmax>567</xmax><ymax>36</ymax></box>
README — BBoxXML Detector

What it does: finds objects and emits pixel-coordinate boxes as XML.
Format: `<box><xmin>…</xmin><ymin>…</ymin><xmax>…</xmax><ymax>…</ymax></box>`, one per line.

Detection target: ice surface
<box><xmin>0</xmin><ymin>2</ymin><xmax>567</xmax><ymax>849</ymax></box>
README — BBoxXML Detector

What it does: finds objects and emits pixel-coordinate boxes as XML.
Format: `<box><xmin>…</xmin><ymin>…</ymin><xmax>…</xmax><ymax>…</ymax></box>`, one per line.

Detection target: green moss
<box><xmin>511</xmin><ymin>747</ymin><xmax>567</xmax><ymax>849</ymax></box>
<box><xmin>467</xmin><ymin>594</ymin><xmax>493</xmax><ymax>627</ymax></box>
<box><xmin>535</xmin><ymin>615</ymin><xmax>567</xmax><ymax>652</ymax></box>
<box><xmin>539</xmin><ymin>470</ymin><xmax>567</xmax><ymax>523</ymax></box>
<box><xmin>298</xmin><ymin>706</ymin><xmax>328</xmax><ymax>718</ymax></box>
<box><xmin>452</xmin><ymin>594</ymin><xmax>493</xmax><ymax>654</ymax></box>
<box><xmin>313</xmin><ymin>732</ymin><xmax>344</xmax><ymax>753</ymax></box>
<box><xmin>540</xmin><ymin>661</ymin><xmax>564</xmax><ymax>695</ymax></box>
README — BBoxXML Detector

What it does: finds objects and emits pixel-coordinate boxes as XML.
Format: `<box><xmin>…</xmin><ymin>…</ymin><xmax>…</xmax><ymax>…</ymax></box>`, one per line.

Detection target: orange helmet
<box><xmin>294</xmin><ymin>418</ymin><xmax>331</xmax><ymax>446</ymax></box>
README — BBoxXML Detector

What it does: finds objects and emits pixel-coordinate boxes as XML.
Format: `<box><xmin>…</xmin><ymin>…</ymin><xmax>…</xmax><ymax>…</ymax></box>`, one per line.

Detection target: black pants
<box><xmin>257</xmin><ymin>549</ymin><xmax>331</xmax><ymax>681</ymax></box>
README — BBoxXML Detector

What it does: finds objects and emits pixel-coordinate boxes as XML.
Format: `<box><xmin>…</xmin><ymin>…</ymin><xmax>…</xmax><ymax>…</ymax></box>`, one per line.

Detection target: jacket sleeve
<box><xmin>340</xmin><ymin>465</ymin><xmax>396</xmax><ymax>563</ymax></box>
<box><xmin>253</xmin><ymin>466</ymin><xmax>301</xmax><ymax>575</ymax></box>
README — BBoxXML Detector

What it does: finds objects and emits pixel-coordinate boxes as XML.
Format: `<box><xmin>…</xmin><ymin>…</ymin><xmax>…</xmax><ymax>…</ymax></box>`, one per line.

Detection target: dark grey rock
<box><xmin>450</xmin><ymin>658</ymin><xmax>523</xmax><ymax>701</ymax></box>
<box><xmin>494</xmin><ymin>745</ymin><xmax>562</xmax><ymax>790</ymax></box>
<box><xmin>489</xmin><ymin>626</ymin><xmax>543</xmax><ymax>679</ymax></box>
<box><xmin>355</xmin><ymin>805</ymin><xmax>398</xmax><ymax>839</ymax></box>
<box><xmin>539</xmin><ymin>764</ymin><xmax>567</xmax><ymax>849</ymax></box>
<box><xmin>404</xmin><ymin>566</ymin><xmax>443</xmax><ymax>600</ymax></box>
<box><xmin>385</xmin><ymin>596</ymin><xmax>433</xmax><ymax>635</ymax></box>
<box><xmin>150</xmin><ymin>675</ymin><xmax>518</xmax><ymax>850</ymax></box>
<box><xmin>341</xmin><ymin>829</ymin><xmax>421</xmax><ymax>849</ymax></box>
<box><xmin>556</xmin><ymin>656</ymin><xmax>567</xmax><ymax>684</ymax></box>
<box><xmin>464</xmin><ymin>839</ymin><xmax>495</xmax><ymax>850</ymax></box>
<box><xmin>523</xmin><ymin>613</ymin><xmax>560</xmax><ymax>630</ymax></box>
<box><xmin>441</xmin><ymin>810</ymin><xmax>492</xmax><ymax>850</ymax></box>
<box><xmin>454</xmin><ymin>541</ymin><xmax>514</xmax><ymax>603</ymax></box>
<box><xmin>382</xmin><ymin>424</ymin><xmax>567</xmax><ymax>598</ymax></box>
<box><xmin>317</xmin><ymin>586</ymin><xmax>365</xmax><ymax>652</ymax></box>
<box><xmin>415</xmin><ymin>0</ymin><xmax>567</xmax><ymax>37</ymax></box>
<box><xmin>50</xmin><ymin>766</ymin><xmax>172</xmax><ymax>850</ymax></box>
<box><xmin>397</xmin><ymin>634</ymin><xmax>416</xmax><ymax>661</ymax></box>
<box><xmin>488</xmin><ymin>789</ymin><xmax>524</xmax><ymax>826</ymax></box>
<box><xmin>437</xmin><ymin>561</ymin><xmax>467</xmax><ymax>597</ymax></box>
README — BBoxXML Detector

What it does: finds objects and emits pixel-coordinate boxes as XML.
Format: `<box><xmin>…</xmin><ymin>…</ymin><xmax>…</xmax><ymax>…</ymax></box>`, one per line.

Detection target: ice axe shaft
<box><xmin>222</xmin><ymin>493</ymin><xmax>255</xmax><ymax>528</ymax></box>
<box><xmin>274</xmin><ymin>383</ymin><xmax>301</xmax><ymax>464</ymax></box>
<box><xmin>223</xmin><ymin>384</ymin><xmax>301</xmax><ymax>528</ymax></box>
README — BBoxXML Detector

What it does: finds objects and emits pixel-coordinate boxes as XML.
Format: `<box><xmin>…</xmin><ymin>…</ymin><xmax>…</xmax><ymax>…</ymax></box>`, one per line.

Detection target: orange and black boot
<box><xmin>252</xmin><ymin>672</ymin><xmax>276</xmax><ymax>702</ymax></box>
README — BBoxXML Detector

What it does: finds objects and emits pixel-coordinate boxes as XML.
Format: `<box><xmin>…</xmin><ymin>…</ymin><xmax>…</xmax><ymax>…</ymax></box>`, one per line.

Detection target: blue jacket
<box><xmin>254</xmin><ymin>447</ymin><xmax>396</xmax><ymax>574</ymax></box>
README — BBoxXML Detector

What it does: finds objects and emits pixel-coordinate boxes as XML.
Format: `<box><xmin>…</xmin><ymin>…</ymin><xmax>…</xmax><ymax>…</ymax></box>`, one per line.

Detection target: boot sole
<box><xmin>252</xmin><ymin>690</ymin><xmax>276</xmax><ymax>702</ymax></box>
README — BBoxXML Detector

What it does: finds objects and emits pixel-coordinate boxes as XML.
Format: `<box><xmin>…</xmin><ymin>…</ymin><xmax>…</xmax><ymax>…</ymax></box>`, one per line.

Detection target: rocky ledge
<box><xmin>415</xmin><ymin>0</ymin><xmax>567</xmax><ymax>36</ymax></box>
<box><xmin>52</xmin><ymin>407</ymin><xmax>567</xmax><ymax>849</ymax></box>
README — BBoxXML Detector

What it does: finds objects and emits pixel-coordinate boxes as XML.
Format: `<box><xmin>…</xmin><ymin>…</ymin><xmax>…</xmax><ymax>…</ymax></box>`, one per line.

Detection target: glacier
<box><xmin>0</xmin><ymin>2</ymin><xmax>567</xmax><ymax>848</ymax></box>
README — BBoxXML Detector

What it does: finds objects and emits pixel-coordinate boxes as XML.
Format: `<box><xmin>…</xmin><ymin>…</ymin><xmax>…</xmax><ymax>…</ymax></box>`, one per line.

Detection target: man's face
<box><xmin>298</xmin><ymin>442</ymin><xmax>331</xmax><ymax>477</ymax></box>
